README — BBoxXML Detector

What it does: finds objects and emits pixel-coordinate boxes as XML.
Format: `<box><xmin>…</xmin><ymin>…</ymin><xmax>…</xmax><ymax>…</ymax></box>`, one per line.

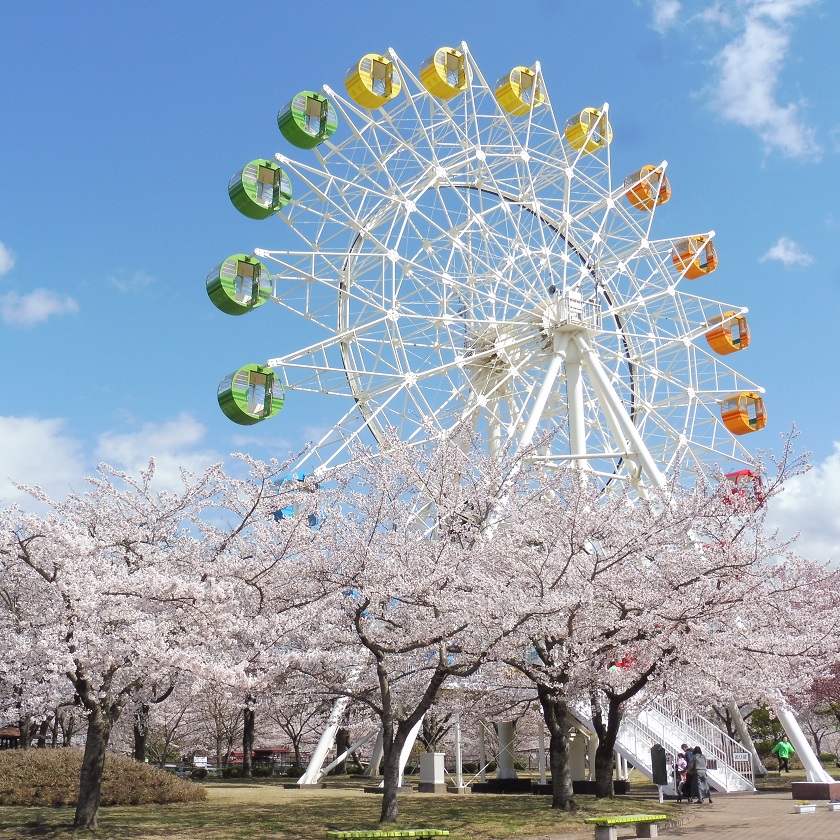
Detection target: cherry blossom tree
<box><xmin>293</xmin><ymin>435</ymin><xmax>529</xmax><ymax>823</ymax></box>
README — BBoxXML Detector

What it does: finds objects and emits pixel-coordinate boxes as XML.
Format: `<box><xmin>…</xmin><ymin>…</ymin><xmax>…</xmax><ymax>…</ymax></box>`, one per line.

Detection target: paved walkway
<box><xmin>660</xmin><ymin>791</ymin><xmax>839</xmax><ymax>840</ymax></box>
<box><xmin>503</xmin><ymin>791</ymin><xmax>840</xmax><ymax>840</ymax></box>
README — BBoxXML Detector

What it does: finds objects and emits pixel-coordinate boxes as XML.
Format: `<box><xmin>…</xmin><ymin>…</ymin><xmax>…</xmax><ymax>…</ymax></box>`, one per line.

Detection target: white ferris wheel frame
<box><xmin>248</xmin><ymin>42</ymin><xmax>762</xmax><ymax>492</ymax></box>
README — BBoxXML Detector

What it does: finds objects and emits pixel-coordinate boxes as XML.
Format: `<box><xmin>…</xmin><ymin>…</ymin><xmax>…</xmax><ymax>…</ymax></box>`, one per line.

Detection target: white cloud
<box><xmin>108</xmin><ymin>269</ymin><xmax>156</xmax><ymax>294</ymax></box>
<box><xmin>645</xmin><ymin>0</ymin><xmax>822</xmax><ymax>159</ymax></box>
<box><xmin>651</xmin><ymin>0</ymin><xmax>682</xmax><ymax>31</ymax></box>
<box><xmin>96</xmin><ymin>412</ymin><xmax>222</xmax><ymax>491</ymax></box>
<box><xmin>0</xmin><ymin>289</ymin><xmax>79</xmax><ymax>326</ymax></box>
<box><xmin>0</xmin><ymin>242</ymin><xmax>14</xmax><ymax>276</ymax></box>
<box><xmin>766</xmin><ymin>443</ymin><xmax>840</xmax><ymax>565</ymax></box>
<box><xmin>0</xmin><ymin>416</ymin><xmax>86</xmax><ymax>506</ymax></box>
<box><xmin>759</xmin><ymin>235</ymin><xmax>814</xmax><ymax>267</ymax></box>
<box><xmin>712</xmin><ymin>2</ymin><xmax>821</xmax><ymax>160</ymax></box>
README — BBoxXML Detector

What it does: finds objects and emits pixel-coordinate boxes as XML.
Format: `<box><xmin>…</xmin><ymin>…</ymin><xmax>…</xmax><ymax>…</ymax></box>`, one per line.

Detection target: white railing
<box><xmin>573</xmin><ymin>698</ymin><xmax>755</xmax><ymax>794</ymax></box>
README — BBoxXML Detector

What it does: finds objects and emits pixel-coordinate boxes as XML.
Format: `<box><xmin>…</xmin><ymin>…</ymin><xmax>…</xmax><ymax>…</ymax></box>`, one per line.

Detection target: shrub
<box><xmin>222</xmin><ymin>766</ymin><xmax>241</xmax><ymax>778</ymax></box>
<box><xmin>190</xmin><ymin>766</ymin><xmax>208</xmax><ymax>780</ymax></box>
<box><xmin>285</xmin><ymin>764</ymin><xmax>305</xmax><ymax>777</ymax></box>
<box><xmin>819</xmin><ymin>753</ymin><xmax>836</xmax><ymax>763</ymax></box>
<box><xmin>252</xmin><ymin>766</ymin><xmax>272</xmax><ymax>777</ymax></box>
<box><xmin>0</xmin><ymin>748</ymin><xmax>207</xmax><ymax>807</ymax></box>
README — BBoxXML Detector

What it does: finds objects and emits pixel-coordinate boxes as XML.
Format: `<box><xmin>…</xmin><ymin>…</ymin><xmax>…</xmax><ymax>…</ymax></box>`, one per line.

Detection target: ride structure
<box><xmin>207</xmin><ymin>43</ymin><xmax>832</xmax><ymax>792</ymax></box>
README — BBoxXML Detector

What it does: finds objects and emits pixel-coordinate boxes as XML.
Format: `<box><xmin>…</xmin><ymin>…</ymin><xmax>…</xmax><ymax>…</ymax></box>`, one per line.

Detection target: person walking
<box><xmin>689</xmin><ymin>746</ymin><xmax>712</xmax><ymax>804</ymax></box>
<box><xmin>771</xmin><ymin>736</ymin><xmax>795</xmax><ymax>773</ymax></box>
<box><xmin>680</xmin><ymin>743</ymin><xmax>693</xmax><ymax>803</ymax></box>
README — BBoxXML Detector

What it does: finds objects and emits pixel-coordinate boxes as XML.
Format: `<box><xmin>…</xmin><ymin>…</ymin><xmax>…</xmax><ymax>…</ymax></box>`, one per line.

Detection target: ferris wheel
<box><xmin>207</xmin><ymin>43</ymin><xmax>766</xmax><ymax>490</ymax></box>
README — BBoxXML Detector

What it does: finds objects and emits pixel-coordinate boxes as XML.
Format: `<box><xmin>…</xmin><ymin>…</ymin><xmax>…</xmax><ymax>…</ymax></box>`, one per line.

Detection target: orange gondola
<box><xmin>671</xmin><ymin>237</ymin><xmax>718</xmax><ymax>279</ymax></box>
<box><xmin>705</xmin><ymin>312</ymin><xmax>750</xmax><ymax>355</ymax></box>
<box><xmin>720</xmin><ymin>392</ymin><xmax>766</xmax><ymax>435</ymax></box>
<box><xmin>624</xmin><ymin>165</ymin><xmax>671</xmax><ymax>211</ymax></box>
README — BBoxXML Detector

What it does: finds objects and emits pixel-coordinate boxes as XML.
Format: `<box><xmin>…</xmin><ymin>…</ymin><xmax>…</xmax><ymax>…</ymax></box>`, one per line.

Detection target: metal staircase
<box><xmin>573</xmin><ymin>698</ymin><xmax>755</xmax><ymax>794</ymax></box>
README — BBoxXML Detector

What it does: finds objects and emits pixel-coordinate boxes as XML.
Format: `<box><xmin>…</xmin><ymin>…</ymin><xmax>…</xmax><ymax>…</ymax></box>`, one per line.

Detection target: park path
<box><xmin>503</xmin><ymin>790</ymin><xmax>840</xmax><ymax>840</ymax></box>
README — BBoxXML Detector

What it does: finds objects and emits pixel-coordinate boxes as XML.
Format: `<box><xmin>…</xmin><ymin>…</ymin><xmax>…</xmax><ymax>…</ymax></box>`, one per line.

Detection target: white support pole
<box><xmin>774</xmin><ymin>700</ymin><xmax>835</xmax><ymax>783</ymax></box>
<box><xmin>517</xmin><ymin>334</ymin><xmax>568</xmax><ymax>452</ymax></box>
<box><xmin>565</xmin><ymin>340</ymin><xmax>587</xmax><ymax>465</ymax></box>
<box><xmin>298</xmin><ymin>695</ymin><xmax>350</xmax><ymax>785</ymax></box>
<box><xmin>363</xmin><ymin>728</ymin><xmax>384</xmax><ymax>777</ymax></box>
<box><xmin>576</xmin><ymin>335</ymin><xmax>666</xmax><ymax>488</ymax></box>
<box><xmin>319</xmin><ymin>729</ymin><xmax>378</xmax><ymax>777</ymax></box>
<box><xmin>397</xmin><ymin>716</ymin><xmax>425</xmax><ymax>787</ymax></box>
<box><xmin>455</xmin><ymin>712</ymin><xmax>464</xmax><ymax>788</ymax></box>
<box><xmin>727</xmin><ymin>702</ymin><xmax>767</xmax><ymax>778</ymax></box>
<box><xmin>538</xmin><ymin>719</ymin><xmax>547</xmax><ymax>785</ymax></box>
<box><xmin>478</xmin><ymin>721</ymin><xmax>487</xmax><ymax>782</ymax></box>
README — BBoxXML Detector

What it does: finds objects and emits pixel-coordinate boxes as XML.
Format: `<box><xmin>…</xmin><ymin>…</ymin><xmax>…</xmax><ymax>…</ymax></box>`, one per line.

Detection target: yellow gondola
<box><xmin>495</xmin><ymin>66</ymin><xmax>544</xmax><ymax>116</ymax></box>
<box><xmin>720</xmin><ymin>392</ymin><xmax>766</xmax><ymax>435</ymax></box>
<box><xmin>420</xmin><ymin>47</ymin><xmax>469</xmax><ymax>99</ymax></box>
<box><xmin>345</xmin><ymin>53</ymin><xmax>402</xmax><ymax>109</ymax></box>
<box><xmin>671</xmin><ymin>237</ymin><xmax>718</xmax><ymax>279</ymax></box>
<box><xmin>624</xmin><ymin>165</ymin><xmax>671</xmax><ymax>211</ymax></box>
<box><xmin>705</xmin><ymin>312</ymin><xmax>750</xmax><ymax>355</ymax></box>
<box><xmin>564</xmin><ymin>108</ymin><xmax>612</xmax><ymax>154</ymax></box>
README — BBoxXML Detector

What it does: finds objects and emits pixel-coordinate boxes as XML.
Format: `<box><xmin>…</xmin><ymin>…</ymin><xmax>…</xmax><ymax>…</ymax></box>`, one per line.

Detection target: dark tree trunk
<box><xmin>379</xmin><ymin>725</ymin><xmax>408</xmax><ymax>823</ymax></box>
<box><xmin>36</xmin><ymin>718</ymin><xmax>50</xmax><ymax>748</ymax></box>
<box><xmin>17</xmin><ymin>716</ymin><xmax>30</xmax><ymax>750</ymax></box>
<box><xmin>133</xmin><ymin>703</ymin><xmax>149</xmax><ymax>762</ymax></box>
<box><xmin>537</xmin><ymin>685</ymin><xmax>577</xmax><ymax>811</ymax></box>
<box><xmin>591</xmin><ymin>695</ymin><xmax>623</xmax><ymax>799</ymax></box>
<box><xmin>74</xmin><ymin>709</ymin><xmax>114</xmax><ymax>829</ymax></box>
<box><xmin>51</xmin><ymin>715</ymin><xmax>59</xmax><ymax>748</ymax></box>
<box><xmin>242</xmin><ymin>705</ymin><xmax>255</xmax><ymax>779</ymax></box>
<box><xmin>292</xmin><ymin>739</ymin><xmax>302</xmax><ymax>768</ymax></box>
<box><xmin>335</xmin><ymin>727</ymin><xmax>350</xmax><ymax>774</ymax></box>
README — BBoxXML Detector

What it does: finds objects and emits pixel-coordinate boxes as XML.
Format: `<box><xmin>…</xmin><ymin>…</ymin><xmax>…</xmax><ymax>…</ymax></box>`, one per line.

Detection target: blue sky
<box><xmin>1</xmin><ymin>0</ymin><xmax>838</xmax><ymax>559</ymax></box>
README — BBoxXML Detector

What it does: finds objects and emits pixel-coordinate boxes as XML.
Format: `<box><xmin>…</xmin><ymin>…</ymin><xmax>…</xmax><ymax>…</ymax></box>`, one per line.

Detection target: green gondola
<box><xmin>217</xmin><ymin>364</ymin><xmax>284</xmax><ymax>425</ymax></box>
<box><xmin>206</xmin><ymin>254</ymin><xmax>272</xmax><ymax>316</ymax></box>
<box><xmin>228</xmin><ymin>159</ymin><xmax>292</xmax><ymax>220</ymax></box>
<box><xmin>277</xmin><ymin>92</ymin><xmax>338</xmax><ymax>149</ymax></box>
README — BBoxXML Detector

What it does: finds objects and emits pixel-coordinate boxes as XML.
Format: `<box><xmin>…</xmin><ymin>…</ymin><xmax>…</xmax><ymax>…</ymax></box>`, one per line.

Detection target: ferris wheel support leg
<box><xmin>397</xmin><ymin>716</ymin><xmax>425</xmax><ymax>787</ymax></box>
<box><xmin>565</xmin><ymin>341</ymin><xmax>587</xmax><ymax>465</ymax></box>
<box><xmin>576</xmin><ymin>336</ymin><xmax>666</xmax><ymax>488</ymax></box>
<box><xmin>727</xmin><ymin>702</ymin><xmax>767</xmax><ymax>777</ymax></box>
<box><xmin>518</xmin><ymin>335</ymin><xmax>568</xmax><ymax>452</ymax></box>
<box><xmin>773</xmin><ymin>700</ymin><xmax>835</xmax><ymax>783</ymax></box>
<box><xmin>363</xmin><ymin>728</ymin><xmax>384</xmax><ymax>776</ymax></box>
<box><xmin>297</xmin><ymin>694</ymin><xmax>351</xmax><ymax>785</ymax></box>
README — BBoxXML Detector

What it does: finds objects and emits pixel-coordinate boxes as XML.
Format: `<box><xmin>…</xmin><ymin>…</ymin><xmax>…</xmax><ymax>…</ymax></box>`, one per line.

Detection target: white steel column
<box><xmin>363</xmin><ymin>728</ymin><xmax>384</xmax><ymax>777</ymax></box>
<box><xmin>298</xmin><ymin>695</ymin><xmax>350</xmax><ymax>785</ymax></box>
<box><xmin>774</xmin><ymin>701</ymin><xmax>835</xmax><ymax>783</ymax></box>
<box><xmin>517</xmin><ymin>334</ymin><xmax>568</xmax><ymax>452</ymax></box>
<box><xmin>454</xmin><ymin>712</ymin><xmax>464</xmax><ymax>788</ymax></box>
<box><xmin>727</xmin><ymin>702</ymin><xmax>767</xmax><ymax>778</ymax></box>
<box><xmin>397</xmin><ymin>716</ymin><xmax>425</xmax><ymax>786</ymax></box>
<box><xmin>478</xmin><ymin>721</ymin><xmax>488</xmax><ymax>782</ymax></box>
<box><xmin>565</xmin><ymin>339</ymin><xmax>587</xmax><ymax>463</ymax></box>
<box><xmin>576</xmin><ymin>335</ymin><xmax>666</xmax><ymax>488</ymax></box>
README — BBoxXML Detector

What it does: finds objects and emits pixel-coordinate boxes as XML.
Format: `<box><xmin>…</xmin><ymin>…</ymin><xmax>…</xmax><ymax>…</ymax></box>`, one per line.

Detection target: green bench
<box><xmin>326</xmin><ymin>831</ymin><xmax>449</xmax><ymax>839</ymax></box>
<box><xmin>583</xmin><ymin>814</ymin><xmax>668</xmax><ymax>840</ymax></box>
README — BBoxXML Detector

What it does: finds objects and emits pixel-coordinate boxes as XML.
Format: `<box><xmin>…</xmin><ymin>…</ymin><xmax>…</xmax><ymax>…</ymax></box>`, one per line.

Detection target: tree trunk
<box><xmin>379</xmin><ymin>729</ymin><xmax>405</xmax><ymax>823</ymax></box>
<box><xmin>17</xmin><ymin>716</ymin><xmax>30</xmax><ymax>750</ymax></box>
<box><xmin>242</xmin><ymin>706</ymin><xmax>255</xmax><ymax>778</ymax></box>
<box><xmin>36</xmin><ymin>718</ymin><xmax>50</xmax><ymax>748</ymax></box>
<box><xmin>292</xmin><ymin>739</ymin><xmax>302</xmax><ymax>768</ymax></box>
<box><xmin>591</xmin><ymin>695</ymin><xmax>622</xmax><ymax>799</ymax></box>
<box><xmin>74</xmin><ymin>709</ymin><xmax>114</xmax><ymax>830</ymax></box>
<box><xmin>133</xmin><ymin>703</ymin><xmax>149</xmax><ymax>762</ymax></box>
<box><xmin>537</xmin><ymin>685</ymin><xmax>577</xmax><ymax>811</ymax></box>
<box><xmin>335</xmin><ymin>727</ymin><xmax>350</xmax><ymax>774</ymax></box>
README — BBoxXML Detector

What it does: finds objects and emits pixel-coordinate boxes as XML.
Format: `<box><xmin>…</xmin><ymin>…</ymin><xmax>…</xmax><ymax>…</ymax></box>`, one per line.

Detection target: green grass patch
<box><xmin>0</xmin><ymin>781</ymin><xmax>680</xmax><ymax>839</ymax></box>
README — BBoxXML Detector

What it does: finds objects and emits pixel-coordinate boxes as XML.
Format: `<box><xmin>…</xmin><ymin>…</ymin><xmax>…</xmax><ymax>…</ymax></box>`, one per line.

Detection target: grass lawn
<box><xmin>0</xmin><ymin>779</ymin><xmax>680</xmax><ymax>840</ymax></box>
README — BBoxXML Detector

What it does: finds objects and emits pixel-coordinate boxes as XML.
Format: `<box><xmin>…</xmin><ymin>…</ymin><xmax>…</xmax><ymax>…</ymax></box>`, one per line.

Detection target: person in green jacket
<box><xmin>771</xmin><ymin>736</ymin><xmax>795</xmax><ymax>773</ymax></box>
